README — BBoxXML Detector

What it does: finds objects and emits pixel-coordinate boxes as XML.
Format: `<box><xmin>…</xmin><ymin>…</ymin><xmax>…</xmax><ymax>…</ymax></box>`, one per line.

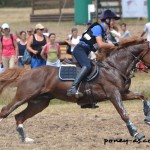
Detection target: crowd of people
<box><xmin>0</xmin><ymin>19</ymin><xmax>132</xmax><ymax>73</ymax></box>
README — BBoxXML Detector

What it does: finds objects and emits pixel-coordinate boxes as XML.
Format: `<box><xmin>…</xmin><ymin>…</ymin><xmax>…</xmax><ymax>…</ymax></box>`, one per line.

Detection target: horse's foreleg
<box><xmin>15</xmin><ymin>99</ymin><xmax>50</xmax><ymax>143</ymax></box>
<box><xmin>122</xmin><ymin>91</ymin><xmax>150</xmax><ymax>125</ymax></box>
<box><xmin>122</xmin><ymin>90</ymin><xmax>148</xmax><ymax>100</ymax></box>
<box><xmin>110</xmin><ymin>89</ymin><xmax>145</xmax><ymax>140</ymax></box>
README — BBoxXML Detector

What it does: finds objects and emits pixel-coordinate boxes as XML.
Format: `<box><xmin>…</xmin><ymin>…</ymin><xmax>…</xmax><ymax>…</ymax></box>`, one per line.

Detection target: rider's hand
<box><xmin>113</xmin><ymin>42</ymin><xmax>119</xmax><ymax>46</ymax></box>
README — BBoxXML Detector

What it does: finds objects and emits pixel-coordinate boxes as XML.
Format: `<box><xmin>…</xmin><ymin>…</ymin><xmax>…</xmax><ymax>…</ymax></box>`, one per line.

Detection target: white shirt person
<box><xmin>141</xmin><ymin>22</ymin><xmax>150</xmax><ymax>41</ymax></box>
<box><xmin>65</xmin><ymin>28</ymin><xmax>81</xmax><ymax>53</ymax></box>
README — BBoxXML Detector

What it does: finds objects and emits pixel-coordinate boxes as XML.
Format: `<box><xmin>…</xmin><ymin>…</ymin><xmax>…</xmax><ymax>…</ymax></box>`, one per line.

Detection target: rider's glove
<box><xmin>113</xmin><ymin>42</ymin><xmax>120</xmax><ymax>46</ymax></box>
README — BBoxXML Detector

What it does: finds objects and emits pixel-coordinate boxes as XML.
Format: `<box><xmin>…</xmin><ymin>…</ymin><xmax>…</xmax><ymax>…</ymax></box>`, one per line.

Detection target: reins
<box><xmin>102</xmin><ymin>41</ymin><xmax>150</xmax><ymax>83</ymax></box>
<box><xmin>131</xmin><ymin>41</ymin><xmax>150</xmax><ymax>72</ymax></box>
<box><xmin>105</xmin><ymin>60</ymin><xmax>129</xmax><ymax>82</ymax></box>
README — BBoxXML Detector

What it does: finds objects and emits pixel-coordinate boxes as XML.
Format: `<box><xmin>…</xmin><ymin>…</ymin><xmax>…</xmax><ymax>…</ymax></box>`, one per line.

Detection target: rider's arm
<box><xmin>92</xmin><ymin>25</ymin><xmax>114</xmax><ymax>48</ymax></box>
<box><xmin>96</xmin><ymin>36</ymin><xmax>114</xmax><ymax>48</ymax></box>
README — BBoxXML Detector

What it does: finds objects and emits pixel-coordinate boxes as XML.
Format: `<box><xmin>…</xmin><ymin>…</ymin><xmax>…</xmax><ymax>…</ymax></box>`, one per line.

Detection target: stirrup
<box><xmin>67</xmin><ymin>88</ymin><xmax>83</xmax><ymax>98</ymax></box>
<box><xmin>75</xmin><ymin>91</ymin><xmax>83</xmax><ymax>98</ymax></box>
<box><xmin>67</xmin><ymin>86</ymin><xmax>77</xmax><ymax>96</ymax></box>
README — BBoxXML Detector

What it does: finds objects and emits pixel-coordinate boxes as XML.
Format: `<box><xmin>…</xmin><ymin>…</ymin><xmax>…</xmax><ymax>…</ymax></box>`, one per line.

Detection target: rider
<box><xmin>67</xmin><ymin>9</ymin><xmax>120</xmax><ymax>97</ymax></box>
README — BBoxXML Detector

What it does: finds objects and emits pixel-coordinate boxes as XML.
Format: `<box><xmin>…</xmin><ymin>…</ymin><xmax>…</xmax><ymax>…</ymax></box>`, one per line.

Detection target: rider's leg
<box><xmin>67</xmin><ymin>45</ymin><xmax>91</xmax><ymax>96</ymax></box>
<box><xmin>67</xmin><ymin>66</ymin><xmax>89</xmax><ymax>96</ymax></box>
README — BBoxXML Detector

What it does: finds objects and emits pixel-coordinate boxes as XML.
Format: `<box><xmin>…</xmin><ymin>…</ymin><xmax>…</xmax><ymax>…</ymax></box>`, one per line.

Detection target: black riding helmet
<box><xmin>100</xmin><ymin>10</ymin><xmax>120</xmax><ymax>28</ymax></box>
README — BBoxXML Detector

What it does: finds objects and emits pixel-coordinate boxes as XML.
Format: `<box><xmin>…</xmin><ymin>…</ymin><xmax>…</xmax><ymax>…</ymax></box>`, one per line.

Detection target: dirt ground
<box><xmin>0</xmin><ymin>101</ymin><xmax>150</xmax><ymax>150</ymax></box>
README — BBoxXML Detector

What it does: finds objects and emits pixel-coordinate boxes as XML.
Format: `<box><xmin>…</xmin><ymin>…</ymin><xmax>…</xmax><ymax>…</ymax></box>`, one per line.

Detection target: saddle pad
<box><xmin>59</xmin><ymin>64</ymin><xmax>77</xmax><ymax>81</ymax></box>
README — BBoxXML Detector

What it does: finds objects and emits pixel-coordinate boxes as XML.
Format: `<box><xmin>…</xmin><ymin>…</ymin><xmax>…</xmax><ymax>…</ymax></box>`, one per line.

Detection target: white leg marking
<box><xmin>18</xmin><ymin>124</ymin><xmax>24</xmax><ymax>128</ymax></box>
<box><xmin>24</xmin><ymin>137</ymin><xmax>34</xmax><ymax>143</ymax></box>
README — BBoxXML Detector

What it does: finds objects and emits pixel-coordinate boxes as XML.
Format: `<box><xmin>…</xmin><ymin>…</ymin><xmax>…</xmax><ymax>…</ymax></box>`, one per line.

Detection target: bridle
<box><xmin>130</xmin><ymin>41</ymin><xmax>150</xmax><ymax>73</ymax></box>
<box><xmin>139</xmin><ymin>41</ymin><xmax>150</xmax><ymax>60</ymax></box>
<box><xmin>105</xmin><ymin>41</ymin><xmax>150</xmax><ymax>83</ymax></box>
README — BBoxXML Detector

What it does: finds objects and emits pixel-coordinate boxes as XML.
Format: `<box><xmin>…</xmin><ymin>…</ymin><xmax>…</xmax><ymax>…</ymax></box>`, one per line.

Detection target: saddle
<box><xmin>59</xmin><ymin>58</ymin><xmax>99</xmax><ymax>82</ymax></box>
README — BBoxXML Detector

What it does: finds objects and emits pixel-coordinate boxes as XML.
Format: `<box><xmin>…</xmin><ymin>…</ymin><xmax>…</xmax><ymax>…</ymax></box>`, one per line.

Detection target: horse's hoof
<box><xmin>144</xmin><ymin>119</ymin><xmax>150</xmax><ymax>125</ymax></box>
<box><xmin>134</xmin><ymin>133</ymin><xmax>145</xmax><ymax>141</ymax></box>
<box><xmin>24</xmin><ymin>137</ymin><xmax>34</xmax><ymax>143</ymax></box>
<box><xmin>144</xmin><ymin>118</ymin><xmax>150</xmax><ymax>125</ymax></box>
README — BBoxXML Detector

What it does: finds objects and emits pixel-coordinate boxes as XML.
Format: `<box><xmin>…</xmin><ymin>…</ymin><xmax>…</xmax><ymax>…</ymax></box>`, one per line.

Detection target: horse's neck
<box><xmin>105</xmin><ymin>46</ymin><xmax>141</xmax><ymax>76</ymax></box>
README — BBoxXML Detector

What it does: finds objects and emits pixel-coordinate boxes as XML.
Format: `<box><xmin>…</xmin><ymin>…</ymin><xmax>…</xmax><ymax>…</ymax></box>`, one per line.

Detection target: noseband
<box><xmin>140</xmin><ymin>41</ymin><xmax>150</xmax><ymax>60</ymax></box>
<box><xmin>130</xmin><ymin>41</ymin><xmax>150</xmax><ymax>62</ymax></box>
<box><xmin>131</xmin><ymin>41</ymin><xmax>150</xmax><ymax>72</ymax></box>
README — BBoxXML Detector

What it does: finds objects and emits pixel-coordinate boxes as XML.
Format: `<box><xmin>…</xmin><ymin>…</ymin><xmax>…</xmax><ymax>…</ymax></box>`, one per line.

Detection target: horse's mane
<box><xmin>96</xmin><ymin>36</ymin><xmax>145</xmax><ymax>62</ymax></box>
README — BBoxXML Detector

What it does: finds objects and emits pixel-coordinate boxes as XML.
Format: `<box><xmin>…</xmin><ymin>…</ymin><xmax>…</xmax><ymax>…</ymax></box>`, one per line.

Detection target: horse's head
<box><xmin>100</xmin><ymin>37</ymin><xmax>150</xmax><ymax>76</ymax></box>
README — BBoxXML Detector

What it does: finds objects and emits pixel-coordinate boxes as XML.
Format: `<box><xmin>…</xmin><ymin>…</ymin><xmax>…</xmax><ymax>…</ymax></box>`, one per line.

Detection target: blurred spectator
<box><xmin>17</xmin><ymin>31</ymin><xmax>27</xmax><ymax>67</ymax></box>
<box><xmin>65</xmin><ymin>28</ymin><xmax>81</xmax><ymax>62</ymax></box>
<box><xmin>0</xmin><ymin>27</ymin><xmax>2</xmax><ymax>36</ymax></box>
<box><xmin>15</xmin><ymin>30</ymin><xmax>21</xmax><ymax>42</ymax></box>
<box><xmin>0</xmin><ymin>23</ymin><xmax>18</xmax><ymax>70</ymax></box>
<box><xmin>65</xmin><ymin>27</ymin><xmax>81</xmax><ymax>54</ymax></box>
<box><xmin>139</xmin><ymin>22</ymin><xmax>150</xmax><ymax>71</ymax></box>
<box><xmin>27</xmin><ymin>27</ymin><xmax>33</xmax><ymax>39</ymax></box>
<box><xmin>120</xmin><ymin>23</ymin><xmax>131</xmax><ymax>38</ymax></box>
<box><xmin>141</xmin><ymin>22</ymin><xmax>150</xmax><ymax>41</ymax></box>
<box><xmin>41</xmin><ymin>33</ymin><xmax>61</xmax><ymax>67</ymax></box>
<box><xmin>43</xmin><ymin>27</ymin><xmax>50</xmax><ymax>37</ymax></box>
<box><xmin>27</xmin><ymin>23</ymin><xmax>49</xmax><ymax>68</ymax></box>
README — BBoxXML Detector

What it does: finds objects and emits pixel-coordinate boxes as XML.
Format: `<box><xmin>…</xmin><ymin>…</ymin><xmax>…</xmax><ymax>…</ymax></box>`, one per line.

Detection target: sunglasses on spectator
<box><xmin>38</xmin><ymin>28</ymin><xmax>44</xmax><ymax>31</ymax></box>
<box><xmin>3</xmin><ymin>28</ymin><xmax>9</xmax><ymax>30</ymax></box>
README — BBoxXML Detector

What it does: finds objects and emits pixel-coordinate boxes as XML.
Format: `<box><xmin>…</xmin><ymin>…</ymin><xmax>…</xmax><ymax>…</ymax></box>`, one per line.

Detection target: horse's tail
<box><xmin>0</xmin><ymin>67</ymin><xmax>28</xmax><ymax>94</ymax></box>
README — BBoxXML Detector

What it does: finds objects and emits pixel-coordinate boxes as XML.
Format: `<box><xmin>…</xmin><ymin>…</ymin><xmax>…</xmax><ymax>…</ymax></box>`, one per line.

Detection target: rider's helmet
<box><xmin>100</xmin><ymin>10</ymin><xmax>120</xmax><ymax>27</ymax></box>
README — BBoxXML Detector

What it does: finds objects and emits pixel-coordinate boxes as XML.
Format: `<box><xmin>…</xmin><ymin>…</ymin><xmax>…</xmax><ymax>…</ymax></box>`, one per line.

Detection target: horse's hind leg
<box><xmin>122</xmin><ymin>90</ymin><xmax>150</xmax><ymax>125</ymax></box>
<box><xmin>15</xmin><ymin>99</ymin><xmax>50</xmax><ymax>143</ymax></box>
<box><xmin>109</xmin><ymin>89</ymin><xmax>145</xmax><ymax>140</ymax></box>
<box><xmin>0</xmin><ymin>88</ymin><xmax>40</xmax><ymax>120</ymax></box>
<box><xmin>0</xmin><ymin>97</ymin><xmax>25</xmax><ymax>120</ymax></box>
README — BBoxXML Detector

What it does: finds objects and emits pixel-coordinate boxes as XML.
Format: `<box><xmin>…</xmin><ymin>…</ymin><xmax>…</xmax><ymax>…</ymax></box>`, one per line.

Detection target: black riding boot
<box><xmin>67</xmin><ymin>66</ymin><xmax>89</xmax><ymax>97</ymax></box>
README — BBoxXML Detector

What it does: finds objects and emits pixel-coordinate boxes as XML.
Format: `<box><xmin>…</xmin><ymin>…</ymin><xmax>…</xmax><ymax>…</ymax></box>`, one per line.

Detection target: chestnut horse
<box><xmin>0</xmin><ymin>38</ymin><xmax>150</xmax><ymax>143</ymax></box>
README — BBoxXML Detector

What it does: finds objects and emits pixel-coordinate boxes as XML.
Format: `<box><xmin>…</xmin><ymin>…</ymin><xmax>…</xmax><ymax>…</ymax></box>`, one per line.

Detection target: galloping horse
<box><xmin>0</xmin><ymin>37</ymin><xmax>150</xmax><ymax>143</ymax></box>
